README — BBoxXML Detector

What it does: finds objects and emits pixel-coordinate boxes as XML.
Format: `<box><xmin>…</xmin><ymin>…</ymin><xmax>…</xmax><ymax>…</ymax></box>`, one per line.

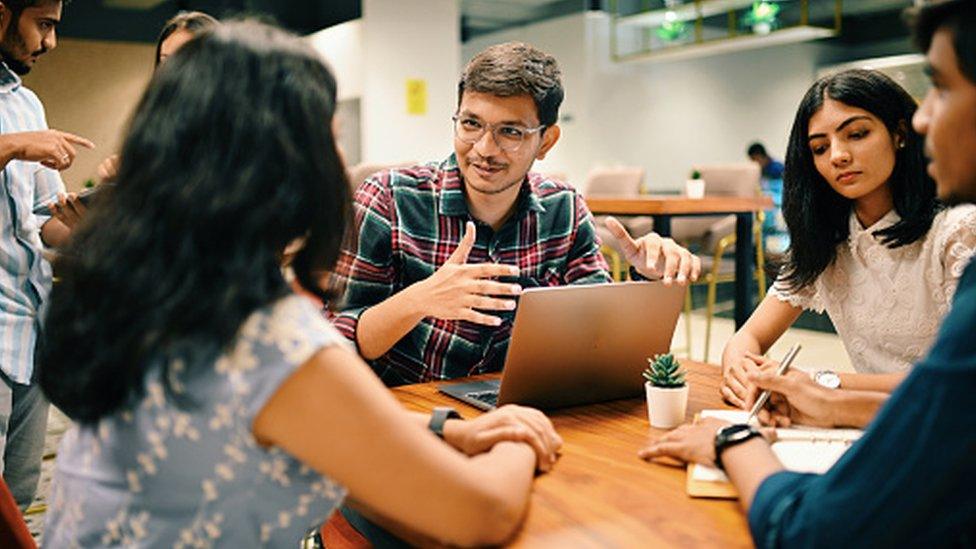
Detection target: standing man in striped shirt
<box><xmin>333</xmin><ymin>42</ymin><xmax>701</xmax><ymax>386</ymax></box>
<box><xmin>0</xmin><ymin>0</ymin><xmax>94</xmax><ymax>509</ymax></box>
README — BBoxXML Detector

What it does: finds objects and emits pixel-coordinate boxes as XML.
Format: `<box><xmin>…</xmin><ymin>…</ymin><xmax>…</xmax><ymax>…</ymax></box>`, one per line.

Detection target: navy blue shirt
<box><xmin>749</xmin><ymin>259</ymin><xmax>976</xmax><ymax>547</ymax></box>
<box><xmin>763</xmin><ymin>159</ymin><xmax>785</xmax><ymax>180</ymax></box>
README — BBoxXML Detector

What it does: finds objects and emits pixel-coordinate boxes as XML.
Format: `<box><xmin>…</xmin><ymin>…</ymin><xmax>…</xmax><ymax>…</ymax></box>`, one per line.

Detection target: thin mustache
<box><xmin>470</xmin><ymin>158</ymin><xmax>505</xmax><ymax>169</ymax></box>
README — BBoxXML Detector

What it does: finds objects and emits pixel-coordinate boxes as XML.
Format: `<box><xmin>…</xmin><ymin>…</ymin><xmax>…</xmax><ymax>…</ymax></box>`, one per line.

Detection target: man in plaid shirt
<box><xmin>332</xmin><ymin>42</ymin><xmax>700</xmax><ymax>386</ymax></box>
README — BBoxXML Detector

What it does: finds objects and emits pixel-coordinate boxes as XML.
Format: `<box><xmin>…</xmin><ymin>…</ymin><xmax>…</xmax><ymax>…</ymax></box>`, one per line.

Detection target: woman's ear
<box><xmin>895</xmin><ymin>120</ymin><xmax>909</xmax><ymax>149</ymax></box>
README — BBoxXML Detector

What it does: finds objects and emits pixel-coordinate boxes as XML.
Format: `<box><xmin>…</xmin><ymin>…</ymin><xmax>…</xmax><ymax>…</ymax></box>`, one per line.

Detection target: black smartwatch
<box><xmin>628</xmin><ymin>265</ymin><xmax>662</xmax><ymax>282</ymax></box>
<box><xmin>428</xmin><ymin>407</ymin><xmax>463</xmax><ymax>439</ymax></box>
<box><xmin>713</xmin><ymin>423</ymin><xmax>763</xmax><ymax>471</ymax></box>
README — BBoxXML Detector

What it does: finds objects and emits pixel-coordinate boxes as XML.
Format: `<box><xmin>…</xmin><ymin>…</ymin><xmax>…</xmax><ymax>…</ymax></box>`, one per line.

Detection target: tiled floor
<box><xmin>24</xmin><ymin>311</ymin><xmax>852</xmax><ymax>543</ymax></box>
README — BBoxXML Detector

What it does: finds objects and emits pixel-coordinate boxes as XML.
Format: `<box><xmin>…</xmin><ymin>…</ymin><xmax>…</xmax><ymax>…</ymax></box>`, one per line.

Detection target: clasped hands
<box><xmin>407</xmin><ymin>218</ymin><xmax>701</xmax><ymax>327</ymax></box>
<box><xmin>442</xmin><ymin>404</ymin><xmax>563</xmax><ymax>473</ymax></box>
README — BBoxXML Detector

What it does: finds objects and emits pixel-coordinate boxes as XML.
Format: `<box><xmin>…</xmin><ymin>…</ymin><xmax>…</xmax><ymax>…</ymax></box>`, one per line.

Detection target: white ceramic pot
<box><xmin>684</xmin><ymin>178</ymin><xmax>705</xmax><ymax>199</ymax></box>
<box><xmin>645</xmin><ymin>382</ymin><xmax>690</xmax><ymax>429</ymax></box>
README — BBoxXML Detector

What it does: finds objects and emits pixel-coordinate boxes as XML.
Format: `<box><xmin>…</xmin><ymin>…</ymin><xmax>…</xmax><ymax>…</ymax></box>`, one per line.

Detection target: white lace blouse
<box><xmin>769</xmin><ymin>205</ymin><xmax>976</xmax><ymax>374</ymax></box>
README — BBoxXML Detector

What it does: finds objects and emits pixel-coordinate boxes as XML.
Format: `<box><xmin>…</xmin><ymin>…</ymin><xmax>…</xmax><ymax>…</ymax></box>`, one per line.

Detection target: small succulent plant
<box><xmin>690</xmin><ymin>169</ymin><xmax>702</xmax><ymax>180</ymax></box>
<box><xmin>642</xmin><ymin>353</ymin><xmax>686</xmax><ymax>388</ymax></box>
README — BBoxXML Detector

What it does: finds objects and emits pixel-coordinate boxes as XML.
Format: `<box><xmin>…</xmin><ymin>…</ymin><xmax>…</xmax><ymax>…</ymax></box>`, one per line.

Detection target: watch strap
<box><xmin>714</xmin><ymin>423</ymin><xmax>763</xmax><ymax>471</ymax></box>
<box><xmin>428</xmin><ymin>407</ymin><xmax>463</xmax><ymax>438</ymax></box>
<box><xmin>628</xmin><ymin>265</ymin><xmax>662</xmax><ymax>282</ymax></box>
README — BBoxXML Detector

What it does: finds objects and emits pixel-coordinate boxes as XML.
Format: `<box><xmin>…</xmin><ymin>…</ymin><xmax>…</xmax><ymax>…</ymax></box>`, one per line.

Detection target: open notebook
<box><xmin>687</xmin><ymin>410</ymin><xmax>862</xmax><ymax>499</ymax></box>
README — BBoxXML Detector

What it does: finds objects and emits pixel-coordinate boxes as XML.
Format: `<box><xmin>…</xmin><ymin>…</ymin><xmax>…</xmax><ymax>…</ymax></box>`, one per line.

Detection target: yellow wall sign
<box><xmin>406</xmin><ymin>78</ymin><xmax>427</xmax><ymax>115</ymax></box>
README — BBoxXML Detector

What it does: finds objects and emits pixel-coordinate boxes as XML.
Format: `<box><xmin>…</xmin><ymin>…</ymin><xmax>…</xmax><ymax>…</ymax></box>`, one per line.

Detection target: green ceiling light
<box><xmin>744</xmin><ymin>1</ymin><xmax>781</xmax><ymax>35</ymax></box>
<box><xmin>656</xmin><ymin>11</ymin><xmax>689</xmax><ymax>42</ymax></box>
<box><xmin>610</xmin><ymin>0</ymin><xmax>842</xmax><ymax>63</ymax></box>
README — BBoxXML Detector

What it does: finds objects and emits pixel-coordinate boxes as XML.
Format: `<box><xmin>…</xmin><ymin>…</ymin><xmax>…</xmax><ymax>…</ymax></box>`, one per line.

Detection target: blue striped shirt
<box><xmin>0</xmin><ymin>62</ymin><xmax>65</xmax><ymax>385</ymax></box>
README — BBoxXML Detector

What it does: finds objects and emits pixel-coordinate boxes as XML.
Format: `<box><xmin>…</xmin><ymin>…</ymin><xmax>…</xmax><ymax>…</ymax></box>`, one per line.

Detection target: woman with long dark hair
<box><xmin>720</xmin><ymin>69</ymin><xmax>976</xmax><ymax>424</ymax></box>
<box><xmin>41</xmin><ymin>21</ymin><xmax>560</xmax><ymax>547</ymax></box>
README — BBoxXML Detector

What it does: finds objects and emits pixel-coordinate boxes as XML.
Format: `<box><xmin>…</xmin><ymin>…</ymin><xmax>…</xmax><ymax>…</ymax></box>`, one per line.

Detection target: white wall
<box><xmin>361</xmin><ymin>0</ymin><xmax>459</xmax><ymax>164</ymax></box>
<box><xmin>23</xmin><ymin>38</ymin><xmax>154</xmax><ymax>190</ymax></box>
<box><xmin>307</xmin><ymin>19</ymin><xmax>363</xmax><ymax>101</ymax></box>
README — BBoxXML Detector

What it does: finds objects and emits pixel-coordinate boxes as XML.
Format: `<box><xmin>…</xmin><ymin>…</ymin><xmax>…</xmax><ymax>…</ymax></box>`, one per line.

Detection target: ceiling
<box><xmin>57</xmin><ymin>0</ymin><xmax>916</xmax><ymax>45</ymax></box>
<box><xmin>58</xmin><ymin>1</ymin><xmax>361</xmax><ymax>43</ymax></box>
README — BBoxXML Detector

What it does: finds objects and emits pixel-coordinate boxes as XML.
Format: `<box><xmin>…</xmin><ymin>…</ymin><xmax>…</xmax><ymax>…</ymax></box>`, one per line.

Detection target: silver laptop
<box><xmin>439</xmin><ymin>280</ymin><xmax>685</xmax><ymax>411</ymax></box>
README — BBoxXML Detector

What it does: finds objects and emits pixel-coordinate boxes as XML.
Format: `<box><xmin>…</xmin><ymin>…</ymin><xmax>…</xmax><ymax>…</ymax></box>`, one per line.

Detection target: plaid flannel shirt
<box><xmin>331</xmin><ymin>154</ymin><xmax>611</xmax><ymax>386</ymax></box>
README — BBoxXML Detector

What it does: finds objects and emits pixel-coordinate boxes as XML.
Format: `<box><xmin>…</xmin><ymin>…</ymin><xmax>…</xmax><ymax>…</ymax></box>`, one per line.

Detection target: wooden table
<box><xmin>393</xmin><ymin>361</ymin><xmax>751</xmax><ymax>548</ymax></box>
<box><xmin>586</xmin><ymin>195</ymin><xmax>773</xmax><ymax>328</ymax></box>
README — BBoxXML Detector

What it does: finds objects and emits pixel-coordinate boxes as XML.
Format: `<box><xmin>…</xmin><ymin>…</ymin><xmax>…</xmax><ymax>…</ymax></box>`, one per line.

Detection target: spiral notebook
<box><xmin>686</xmin><ymin>410</ymin><xmax>862</xmax><ymax>499</ymax></box>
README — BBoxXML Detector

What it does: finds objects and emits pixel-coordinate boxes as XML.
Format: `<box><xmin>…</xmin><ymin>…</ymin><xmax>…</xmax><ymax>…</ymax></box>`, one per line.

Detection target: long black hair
<box><xmin>39</xmin><ymin>20</ymin><xmax>352</xmax><ymax>424</ymax></box>
<box><xmin>779</xmin><ymin>69</ymin><xmax>940</xmax><ymax>291</ymax></box>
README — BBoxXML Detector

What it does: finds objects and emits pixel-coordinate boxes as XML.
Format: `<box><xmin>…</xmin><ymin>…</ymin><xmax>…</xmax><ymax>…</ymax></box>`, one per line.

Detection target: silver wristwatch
<box><xmin>813</xmin><ymin>370</ymin><xmax>841</xmax><ymax>389</ymax></box>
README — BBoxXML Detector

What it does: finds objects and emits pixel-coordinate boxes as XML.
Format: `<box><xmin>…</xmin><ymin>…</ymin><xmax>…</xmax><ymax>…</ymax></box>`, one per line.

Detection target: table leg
<box><xmin>734</xmin><ymin>213</ymin><xmax>754</xmax><ymax>329</ymax></box>
<box><xmin>653</xmin><ymin>215</ymin><xmax>672</xmax><ymax>238</ymax></box>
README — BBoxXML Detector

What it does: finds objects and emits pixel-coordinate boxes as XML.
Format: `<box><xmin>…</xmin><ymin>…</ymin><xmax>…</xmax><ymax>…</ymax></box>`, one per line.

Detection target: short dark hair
<box><xmin>458</xmin><ymin>41</ymin><xmax>564</xmax><ymax>127</ymax></box>
<box><xmin>747</xmin><ymin>142</ymin><xmax>768</xmax><ymax>157</ymax></box>
<box><xmin>2</xmin><ymin>0</ymin><xmax>67</xmax><ymax>11</ymax></box>
<box><xmin>2</xmin><ymin>0</ymin><xmax>68</xmax><ymax>18</ymax></box>
<box><xmin>910</xmin><ymin>0</ymin><xmax>976</xmax><ymax>84</ymax></box>
<box><xmin>39</xmin><ymin>20</ymin><xmax>352</xmax><ymax>423</ymax></box>
<box><xmin>155</xmin><ymin>11</ymin><xmax>218</xmax><ymax>67</ymax></box>
<box><xmin>779</xmin><ymin>69</ymin><xmax>941</xmax><ymax>292</ymax></box>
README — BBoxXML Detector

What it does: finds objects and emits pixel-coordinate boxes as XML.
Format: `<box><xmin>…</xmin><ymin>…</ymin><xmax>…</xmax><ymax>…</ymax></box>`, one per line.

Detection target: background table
<box><xmin>393</xmin><ymin>361</ymin><xmax>751</xmax><ymax>547</ymax></box>
<box><xmin>586</xmin><ymin>195</ymin><xmax>773</xmax><ymax>328</ymax></box>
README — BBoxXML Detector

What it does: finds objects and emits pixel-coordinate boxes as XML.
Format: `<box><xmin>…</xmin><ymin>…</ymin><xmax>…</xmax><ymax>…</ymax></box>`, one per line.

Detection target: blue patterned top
<box><xmin>44</xmin><ymin>295</ymin><xmax>348</xmax><ymax>547</ymax></box>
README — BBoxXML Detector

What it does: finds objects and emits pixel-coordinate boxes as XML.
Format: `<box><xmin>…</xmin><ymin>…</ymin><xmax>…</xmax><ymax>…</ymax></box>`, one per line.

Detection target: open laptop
<box><xmin>438</xmin><ymin>280</ymin><xmax>685</xmax><ymax>411</ymax></box>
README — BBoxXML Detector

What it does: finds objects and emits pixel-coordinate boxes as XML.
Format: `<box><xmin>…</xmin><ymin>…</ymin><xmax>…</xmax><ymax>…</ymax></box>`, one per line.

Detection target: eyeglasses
<box><xmin>452</xmin><ymin>115</ymin><xmax>546</xmax><ymax>152</ymax></box>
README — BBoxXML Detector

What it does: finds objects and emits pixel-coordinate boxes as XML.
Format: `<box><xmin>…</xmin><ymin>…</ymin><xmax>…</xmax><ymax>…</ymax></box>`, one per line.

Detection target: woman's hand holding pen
<box><xmin>748</xmin><ymin>370</ymin><xmax>838</xmax><ymax>428</ymax></box>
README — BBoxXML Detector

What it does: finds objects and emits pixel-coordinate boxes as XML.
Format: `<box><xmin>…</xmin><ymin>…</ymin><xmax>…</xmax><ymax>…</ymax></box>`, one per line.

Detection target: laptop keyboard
<box><xmin>465</xmin><ymin>390</ymin><xmax>499</xmax><ymax>407</ymax></box>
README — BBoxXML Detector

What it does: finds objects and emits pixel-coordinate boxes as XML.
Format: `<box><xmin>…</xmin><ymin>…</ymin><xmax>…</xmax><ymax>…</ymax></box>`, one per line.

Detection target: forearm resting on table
<box><xmin>722</xmin><ymin>438</ymin><xmax>785</xmax><ymax>511</ymax></box>
<box><xmin>345</xmin><ymin>442</ymin><xmax>534</xmax><ymax>547</ymax></box>
<box><xmin>355</xmin><ymin>285</ymin><xmax>427</xmax><ymax>360</ymax></box>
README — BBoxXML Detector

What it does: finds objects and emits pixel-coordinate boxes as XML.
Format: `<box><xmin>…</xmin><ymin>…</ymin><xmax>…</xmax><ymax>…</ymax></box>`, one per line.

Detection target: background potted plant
<box><xmin>685</xmin><ymin>169</ymin><xmax>705</xmax><ymax>198</ymax></box>
<box><xmin>643</xmin><ymin>353</ymin><xmax>689</xmax><ymax>428</ymax></box>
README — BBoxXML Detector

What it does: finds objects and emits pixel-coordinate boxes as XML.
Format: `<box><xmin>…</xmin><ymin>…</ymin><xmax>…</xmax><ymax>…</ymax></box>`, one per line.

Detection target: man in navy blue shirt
<box><xmin>746</xmin><ymin>142</ymin><xmax>784</xmax><ymax>180</ymax></box>
<box><xmin>642</xmin><ymin>2</ymin><xmax>976</xmax><ymax>546</ymax></box>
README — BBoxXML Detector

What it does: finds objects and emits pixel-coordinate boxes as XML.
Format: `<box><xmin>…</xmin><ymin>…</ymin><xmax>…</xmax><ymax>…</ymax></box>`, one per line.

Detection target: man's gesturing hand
<box><xmin>410</xmin><ymin>221</ymin><xmax>522</xmax><ymax>326</ymax></box>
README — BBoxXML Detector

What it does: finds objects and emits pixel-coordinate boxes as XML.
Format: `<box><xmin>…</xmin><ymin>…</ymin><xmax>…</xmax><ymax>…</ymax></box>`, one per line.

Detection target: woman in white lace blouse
<box><xmin>721</xmin><ymin>69</ymin><xmax>976</xmax><ymax>425</ymax></box>
<box><xmin>39</xmin><ymin>22</ymin><xmax>561</xmax><ymax>548</ymax></box>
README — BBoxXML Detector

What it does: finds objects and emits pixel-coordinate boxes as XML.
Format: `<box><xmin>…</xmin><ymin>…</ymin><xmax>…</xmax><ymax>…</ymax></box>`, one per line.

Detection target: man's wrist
<box><xmin>401</xmin><ymin>280</ymin><xmax>431</xmax><ymax>320</ymax></box>
<box><xmin>0</xmin><ymin>137</ymin><xmax>19</xmax><ymax>166</ymax></box>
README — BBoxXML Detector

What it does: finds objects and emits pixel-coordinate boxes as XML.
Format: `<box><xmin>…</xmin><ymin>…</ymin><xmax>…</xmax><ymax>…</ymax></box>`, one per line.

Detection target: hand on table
<box><xmin>603</xmin><ymin>216</ymin><xmax>701</xmax><ymax>285</ymax></box>
<box><xmin>443</xmin><ymin>404</ymin><xmax>563</xmax><ymax>472</ymax></box>
<box><xmin>637</xmin><ymin>417</ymin><xmax>731</xmax><ymax>466</ymax></box>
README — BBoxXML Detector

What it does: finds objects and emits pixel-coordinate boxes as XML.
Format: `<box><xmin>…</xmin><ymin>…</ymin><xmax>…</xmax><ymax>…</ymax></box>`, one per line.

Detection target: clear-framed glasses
<box><xmin>452</xmin><ymin>115</ymin><xmax>546</xmax><ymax>152</ymax></box>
